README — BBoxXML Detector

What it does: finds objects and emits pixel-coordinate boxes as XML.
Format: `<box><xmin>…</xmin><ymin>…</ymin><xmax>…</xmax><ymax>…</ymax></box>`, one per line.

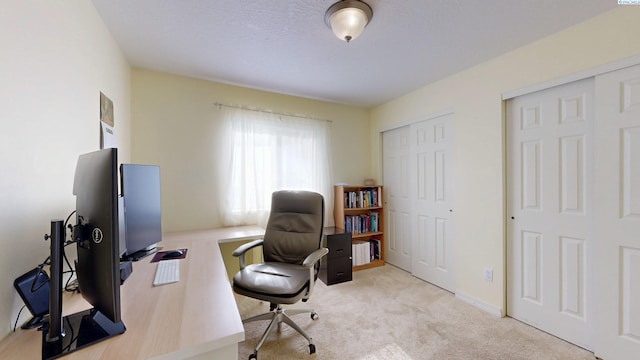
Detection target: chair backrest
<box><xmin>263</xmin><ymin>190</ymin><xmax>324</xmax><ymax>265</ymax></box>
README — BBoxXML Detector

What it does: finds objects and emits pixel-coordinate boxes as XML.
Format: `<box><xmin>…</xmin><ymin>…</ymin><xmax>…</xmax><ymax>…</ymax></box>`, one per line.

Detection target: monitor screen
<box><xmin>120</xmin><ymin>164</ymin><xmax>162</xmax><ymax>261</ymax></box>
<box><xmin>72</xmin><ymin>148</ymin><xmax>121</xmax><ymax>324</ymax></box>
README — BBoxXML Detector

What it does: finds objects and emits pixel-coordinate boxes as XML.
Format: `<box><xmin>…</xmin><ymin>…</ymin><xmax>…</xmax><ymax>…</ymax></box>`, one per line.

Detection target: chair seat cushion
<box><xmin>233</xmin><ymin>262</ymin><xmax>309</xmax><ymax>302</ymax></box>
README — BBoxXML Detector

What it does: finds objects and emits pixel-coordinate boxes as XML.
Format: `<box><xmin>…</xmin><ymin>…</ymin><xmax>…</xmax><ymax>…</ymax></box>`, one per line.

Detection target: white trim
<box><xmin>455</xmin><ymin>291</ymin><xmax>503</xmax><ymax>317</ymax></box>
<box><xmin>378</xmin><ymin>108</ymin><xmax>454</xmax><ymax>133</ymax></box>
<box><xmin>502</xmin><ymin>54</ymin><xmax>640</xmax><ymax>100</ymax></box>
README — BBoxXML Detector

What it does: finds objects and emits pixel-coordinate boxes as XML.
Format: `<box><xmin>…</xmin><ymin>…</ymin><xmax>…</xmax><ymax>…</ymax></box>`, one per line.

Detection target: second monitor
<box><xmin>120</xmin><ymin>163</ymin><xmax>162</xmax><ymax>261</ymax></box>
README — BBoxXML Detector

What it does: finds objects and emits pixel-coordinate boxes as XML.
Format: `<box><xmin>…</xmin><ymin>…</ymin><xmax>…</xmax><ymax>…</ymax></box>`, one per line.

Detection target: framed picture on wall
<box><xmin>100</xmin><ymin>92</ymin><xmax>116</xmax><ymax>149</ymax></box>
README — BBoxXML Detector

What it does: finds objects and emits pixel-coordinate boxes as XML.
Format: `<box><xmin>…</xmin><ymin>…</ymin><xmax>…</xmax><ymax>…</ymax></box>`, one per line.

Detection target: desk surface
<box><xmin>0</xmin><ymin>226</ymin><xmax>265</xmax><ymax>360</ymax></box>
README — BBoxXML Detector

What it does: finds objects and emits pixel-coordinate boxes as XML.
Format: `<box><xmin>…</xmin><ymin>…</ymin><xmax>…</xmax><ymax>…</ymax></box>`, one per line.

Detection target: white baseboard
<box><xmin>455</xmin><ymin>292</ymin><xmax>503</xmax><ymax>317</ymax></box>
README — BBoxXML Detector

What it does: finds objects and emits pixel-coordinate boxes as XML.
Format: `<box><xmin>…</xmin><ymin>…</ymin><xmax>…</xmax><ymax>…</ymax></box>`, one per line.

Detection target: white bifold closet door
<box><xmin>508</xmin><ymin>63</ymin><xmax>640</xmax><ymax>360</ymax></box>
<box><xmin>506</xmin><ymin>77</ymin><xmax>595</xmax><ymax>351</ymax></box>
<box><xmin>383</xmin><ymin>114</ymin><xmax>456</xmax><ymax>293</ymax></box>
<box><xmin>410</xmin><ymin>114</ymin><xmax>455</xmax><ymax>292</ymax></box>
<box><xmin>383</xmin><ymin>126</ymin><xmax>412</xmax><ymax>271</ymax></box>
<box><xmin>593</xmin><ymin>64</ymin><xmax>640</xmax><ymax>360</ymax></box>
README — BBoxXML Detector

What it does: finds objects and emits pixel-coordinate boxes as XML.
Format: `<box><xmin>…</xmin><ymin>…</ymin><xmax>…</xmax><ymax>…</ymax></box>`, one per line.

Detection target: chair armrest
<box><xmin>302</xmin><ymin>247</ymin><xmax>329</xmax><ymax>268</ymax></box>
<box><xmin>302</xmin><ymin>247</ymin><xmax>329</xmax><ymax>299</ymax></box>
<box><xmin>232</xmin><ymin>239</ymin><xmax>263</xmax><ymax>270</ymax></box>
<box><xmin>232</xmin><ymin>239</ymin><xmax>263</xmax><ymax>257</ymax></box>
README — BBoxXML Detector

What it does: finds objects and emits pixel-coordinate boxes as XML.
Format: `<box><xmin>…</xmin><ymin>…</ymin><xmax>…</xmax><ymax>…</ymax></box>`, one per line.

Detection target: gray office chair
<box><xmin>232</xmin><ymin>190</ymin><xmax>328</xmax><ymax>360</ymax></box>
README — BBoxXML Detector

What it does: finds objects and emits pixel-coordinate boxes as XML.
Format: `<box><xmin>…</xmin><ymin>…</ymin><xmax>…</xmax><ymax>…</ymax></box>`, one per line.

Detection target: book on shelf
<box><xmin>351</xmin><ymin>238</ymin><xmax>382</xmax><ymax>266</ymax></box>
<box><xmin>344</xmin><ymin>212</ymin><xmax>379</xmax><ymax>235</ymax></box>
<box><xmin>351</xmin><ymin>240</ymin><xmax>371</xmax><ymax>267</ymax></box>
<box><xmin>343</xmin><ymin>186</ymin><xmax>382</xmax><ymax>209</ymax></box>
<box><xmin>369</xmin><ymin>238</ymin><xmax>381</xmax><ymax>260</ymax></box>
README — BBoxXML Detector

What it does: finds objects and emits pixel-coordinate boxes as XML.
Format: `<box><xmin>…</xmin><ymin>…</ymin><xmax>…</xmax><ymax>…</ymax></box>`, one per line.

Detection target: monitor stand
<box><xmin>41</xmin><ymin>308</ymin><xmax>125</xmax><ymax>359</ymax></box>
<box><xmin>121</xmin><ymin>246</ymin><xmax>157</xmax><ymax>261</ymax></box>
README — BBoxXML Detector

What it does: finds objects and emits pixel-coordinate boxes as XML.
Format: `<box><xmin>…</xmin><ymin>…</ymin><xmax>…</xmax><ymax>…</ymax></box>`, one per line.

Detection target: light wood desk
<box><xmin>0</xmin><ymin>226</ymin><xmax>264</xmax><ymax>360</ymax></box>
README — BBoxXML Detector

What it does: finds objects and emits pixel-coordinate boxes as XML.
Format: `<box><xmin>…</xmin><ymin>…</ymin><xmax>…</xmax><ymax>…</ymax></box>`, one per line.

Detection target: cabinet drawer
<box><xmin>325</xmin><ymin>232</ymin><xmax>352</xmax><ymax>259</ymax></box>
<box><xmin>330</xmin><ymin>256</ymin><xmax>352</xmax><ymax>283</ymax></box>
<box><xmin>320</xmin><ymin>256</ymin><xmax>352</xmax><ymax>285</ymax></box>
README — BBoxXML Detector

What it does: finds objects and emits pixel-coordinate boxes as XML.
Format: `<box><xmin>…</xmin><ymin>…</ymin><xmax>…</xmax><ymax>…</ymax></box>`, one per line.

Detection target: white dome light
<box><xmin>325</xmin><ymin>1</ymin><xmax>373</xmax><ymax>43</ymax></box>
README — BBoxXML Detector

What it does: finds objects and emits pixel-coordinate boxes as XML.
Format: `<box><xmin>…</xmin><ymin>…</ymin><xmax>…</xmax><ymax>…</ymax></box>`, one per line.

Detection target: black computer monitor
<box><xmin>42</xmin><ymin>148</ymin><xmax>125</xmax><ymax>359</ymax></box>
<box><xmin>120</xmin><ymin>164</ymin><xmax>162</xmax><ymax>261</ymax></box>
<box><xmin>73</xmin><ymin>148</ymin><xmax>122</xmax><ymax>323</ymax></box>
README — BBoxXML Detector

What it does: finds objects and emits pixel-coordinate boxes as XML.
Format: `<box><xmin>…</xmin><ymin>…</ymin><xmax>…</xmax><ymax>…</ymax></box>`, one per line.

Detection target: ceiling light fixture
<box><xmin>325</xmin><ymin>0</ymin><xmax>373</xmax><ymax>43</ymax></box>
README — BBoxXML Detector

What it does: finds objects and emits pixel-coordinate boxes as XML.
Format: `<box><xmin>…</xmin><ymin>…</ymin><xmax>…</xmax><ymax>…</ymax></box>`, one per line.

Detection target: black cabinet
<box><xmin>319</xmin><ymin>227</ymin><xmax>352</xmax><ymax>285</ymax></box>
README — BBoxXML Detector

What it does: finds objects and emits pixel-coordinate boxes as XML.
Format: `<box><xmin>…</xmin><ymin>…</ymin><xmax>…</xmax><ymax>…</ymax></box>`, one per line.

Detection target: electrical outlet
<box><xmin>483</xmin><ymin>268</ymin><xmax>493</xmax><ymax>282</ymax></box>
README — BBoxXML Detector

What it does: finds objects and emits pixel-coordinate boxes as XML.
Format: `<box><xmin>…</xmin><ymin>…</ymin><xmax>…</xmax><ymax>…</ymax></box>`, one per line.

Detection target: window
<box><xmin>218</xmin><ymin>107</ymin><xmax>333</xmax><ymax>227</ymax></box>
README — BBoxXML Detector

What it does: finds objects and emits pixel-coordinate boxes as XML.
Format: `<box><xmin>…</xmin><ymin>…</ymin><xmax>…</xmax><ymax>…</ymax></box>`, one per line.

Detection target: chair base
<box><xmin>243</xmin><ymin>304</ymin><xmax>318</xmax><ymax>359</ymax></box>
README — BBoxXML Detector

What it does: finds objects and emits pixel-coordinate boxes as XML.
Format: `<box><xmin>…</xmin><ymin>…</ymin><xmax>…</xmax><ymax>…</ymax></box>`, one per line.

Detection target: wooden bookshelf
<box><xmin>333</xmin><ymin>185</ymin><xmax>384</xmax><ymax>271</ymax></box>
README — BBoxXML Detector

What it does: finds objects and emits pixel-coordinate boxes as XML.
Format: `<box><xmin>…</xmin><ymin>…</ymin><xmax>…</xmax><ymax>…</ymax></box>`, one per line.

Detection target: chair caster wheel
<box><xmin>311</xmin><ymin>312</ymin><xmax>319</xmax><ymax>320</ymax></box>
<box><xmin>309</xmin><ymin>343</ymin><xmax>316</xmax><ymax>354</ymax></box>
<box><xmin>249</xmin><ymin>351</ymin><xmax>257</xmax><ymax>360</ymax></box>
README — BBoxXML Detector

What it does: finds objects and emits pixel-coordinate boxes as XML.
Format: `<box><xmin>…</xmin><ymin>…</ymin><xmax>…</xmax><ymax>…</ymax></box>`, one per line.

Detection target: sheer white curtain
<box><xmin>218</xmin><ymin>107</ymin><xmax>333</xmax><ymax>227</ymax></box>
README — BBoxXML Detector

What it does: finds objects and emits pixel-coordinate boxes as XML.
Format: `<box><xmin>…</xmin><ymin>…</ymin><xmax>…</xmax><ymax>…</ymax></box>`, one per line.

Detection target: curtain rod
<box><xmin>213</xmin><ymin>102</ymin><xmax>332</xmax><ymax>123</ymax></box>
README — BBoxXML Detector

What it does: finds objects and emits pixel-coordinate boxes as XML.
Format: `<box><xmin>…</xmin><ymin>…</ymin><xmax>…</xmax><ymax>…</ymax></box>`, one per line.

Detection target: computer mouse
<box><xmin>162</xmin><ymin>250</ymin><xmax>183</xmax><ymax>259</ymax></box>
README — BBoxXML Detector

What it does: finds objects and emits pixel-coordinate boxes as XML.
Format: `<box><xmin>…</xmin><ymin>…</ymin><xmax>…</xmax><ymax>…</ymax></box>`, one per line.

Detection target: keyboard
<box><xmin>153</xmin><ymin>259</ymin><xmax>180</xmax><ymax>286</ymax></box>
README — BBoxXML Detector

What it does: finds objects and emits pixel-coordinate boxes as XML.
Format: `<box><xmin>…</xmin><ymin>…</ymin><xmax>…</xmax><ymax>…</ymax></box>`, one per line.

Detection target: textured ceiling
<box><xmin>91</xmin><ymin>0</ymin><xmax>616</xmax><ymax>107</ymax></box>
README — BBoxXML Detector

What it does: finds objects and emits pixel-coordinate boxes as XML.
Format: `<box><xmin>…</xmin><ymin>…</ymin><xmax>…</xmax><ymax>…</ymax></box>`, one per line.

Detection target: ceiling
<box><xmin>91</xmin><ymin>0</ymin><xmax>616</xmax><ymax>108</ymax></box>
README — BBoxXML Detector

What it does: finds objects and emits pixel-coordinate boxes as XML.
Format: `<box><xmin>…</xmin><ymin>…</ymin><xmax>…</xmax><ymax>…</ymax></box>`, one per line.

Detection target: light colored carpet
<box><xmin>235</xmin><ymin>265</ymin><xmax>594</xmax><ymax>360</ymax></box>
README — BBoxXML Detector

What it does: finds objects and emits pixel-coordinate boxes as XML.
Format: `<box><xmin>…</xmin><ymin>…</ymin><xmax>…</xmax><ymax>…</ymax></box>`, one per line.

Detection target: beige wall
<box><xmin>0</xmin><ymin>1</ymin><xmax>131</xmax><ymax>340</ymax></box>
<box><xmin>131</xmin><ymin>69</ymin><xmax>372</xmax><ymax>232</ymax></box>
<box><xmin>371</xmin><ymin>7</ymin><xmax>640</xmax><ymax>314</ymax></box>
